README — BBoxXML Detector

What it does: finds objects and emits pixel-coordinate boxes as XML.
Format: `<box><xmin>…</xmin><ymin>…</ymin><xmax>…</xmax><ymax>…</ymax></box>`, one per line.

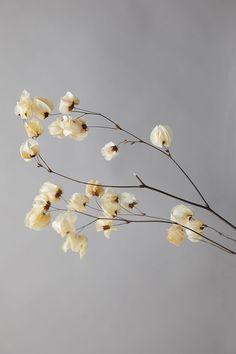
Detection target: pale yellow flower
<box><xmin>33</xmin><ymin>96</ymin><xmax>54</xmax><ymax>119</ymax></box>
<box><xmin>70</xmin><ymin>118</ymin><xmax>88</xmax><ymax>140</ymax></box>
<box><xmin>150</xmin><ymin>125</ymin><xmax>173</xmax><ymax>148</ymax></box>
<box><xmin>67</xmin><ymin>193</ymin><xmax>89</xmax><ymax>212</ymax></box>
<box><xmin>186</xmin><ymin>219</ymin><xmax>205</xmax><ymax>242</ymax></box>
<box><xmin>170</xmin><ymin>204</ymin><xmax>193</xmax><ymax>225</ymax></box>
<box><xmin>48</xmin><ymin>117</ymin><xmax>65</xmax><ymax>138</ymax></box>
<box><xmin>39</xmin><ymin>182</ymin><xmax>63</xmax><ymax>203</ymax></box>
<box><xmin>59</xmin><ymin>91</ymin><xmax>80</xmax><ymax>113</ymax></box>
<box><xmin>33</xmin><ymin>194</ymin><xmax>51</xmax><ymax>211</ymax></box>
<box><xmin>102</xmin><ymin>202</ymin><xmax>121</xmax><ymax>218</ymax></box>
<box><xmin>14</xmin><ymin>90</ymin><xmax>34</xmax><ymax>119</ymax></box>
<box><xmin>96</xmin><ymin>219</ymin><xmax>117</xmax><ymax>239</ymax></box>
<box><xmin>20</xmin><ymin>139</ymin><xmax>40</xmax><ymax>161</ymax></box>
<box><xmin>62</xmin><ymin>232</ymin><xmax>88</xmax><ymax>259</ymax></box>
<box><xmin>101</xmin><ymin>141</ymin><xmax>119</xmax><ymax>160</ymax></box>
<box><xmin>120</xmin><ymin>192</ymin><xmax>138</xmax><ymax>211</ymax></box>
<box><xmin>167</xmin><ymin>224</ymin><xmax>186</xmax><ymax>246</ymax></box>
<box><xmin>25</xmin><ymin>207</ymin><xmax>51</xmax><ymax>231</ymax></box>
<box><xmin>24</xmin><ymin>118</ymin><xmax>44</xmax><ymax>138</ymax></box>
<box><xmin>86</xmin><ymin>180</ymin><xmax>104</xmax><ymax>198</ymax></box>
<box><xmin>61</xmin><ymin>116</ymin><xmax>88</xmax><ymax>140</ymax></box>
<box><xmin>101</xmin><ymin>189</ymin><xmax>120</xmax><ymax>205</ymax></box>
<box><xmin>52</xmin><ymin>211</ymin><xmax>77</xmax><ymax>237</ymax></box>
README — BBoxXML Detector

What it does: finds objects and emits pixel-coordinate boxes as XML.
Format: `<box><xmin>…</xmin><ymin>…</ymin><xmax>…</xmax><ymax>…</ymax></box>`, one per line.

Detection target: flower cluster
<box><xmin>24</xmin><ymin>178</ymin><xmax>140</xmax><ymax>258</ymax></box>
<box><xmin>16</xmin><ymin>89</ymin><xmax>233</xmax><ymax>257</ymax></box>
<box><xmin>167</xmin><ymin>204</ymin><xmax>205</xmax><ymax>246</ymax></box>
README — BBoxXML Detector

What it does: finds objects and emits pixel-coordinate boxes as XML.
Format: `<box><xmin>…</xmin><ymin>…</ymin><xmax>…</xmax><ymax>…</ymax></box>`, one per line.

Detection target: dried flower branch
<box><xmin>14</xmin><ymin>90</ymin><xmax>236</xmax><ymax>259</ymax></box>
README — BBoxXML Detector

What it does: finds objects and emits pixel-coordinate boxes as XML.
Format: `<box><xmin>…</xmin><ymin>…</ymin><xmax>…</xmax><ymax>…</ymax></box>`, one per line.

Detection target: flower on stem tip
<box><xmin>86</xmin><ymin>180</ymin><xmax>104</xmax><ymax>198</ymax></box>
<box><xmin>25</xmin><ymin>207</ymin><xmax>51</xmax><ymax>231</ymax></box>
<box><xmin>167</xmin><ymin>225</ymin><xmax>186</xmax><ymax>247</ymax></box>
<box><xmin>15</xmin><ymin>90</ymin><xmax>34</xmax><ymax>119</ymax></box>
<box><xmin>62</xmin><ymin>232</ymin><xmax>88</xmax><ymax>258</ymax></box>
<box><xmin>101</xmin><ymin>189</ymin><xmax>120</xmax><ymax>205</ymax></box>
<box><xmin>20</xmin><ymin>139</ymin><xmax>40</xmax><ymax>161</ymax></box>
<box><xmin>33</xmin><ymin>96</ymin><xmax>54</xmax><ymax>119</ymax></box>
<box><xmin>52</xmin><ymin>211</ymin><xmax>77</xmax><ymax>237</ymax></box>
<box><xmin>59</xmin><ymin>91</ymin><xmax>80</xmax><ymax>113</ymax></box>
<box><xmin>150</xmin><ymin>125</ymin><xmax>172</xmax><ymax>149</ymax></box>
<box><xmin>170</xmin><ymin>204</ymin><xmax>193</xmax><ymax>226</ymax></box>
<box><xmin>24</xmin><ymin>118</ymin><xmax>44</xmax><ymax>138</ymax></box>
<box><xmin>33</xmin><ymin>194</ymin><xmax>51</xmax><ymax>212</ymax></box>
<box><xmin>39</xmin><ymin>182</ymin><xmax>63</xmax><ymax>203</ymax></box>
<box><xmin>15</xmin><ymin>90</ymin><xmax>54</xmax><ymax>119</ymax></box>
<box><xmin>48</xmin><ymin>116</ymin><xmax>88</xmax><ymax>140</ymax></box>
<box><xmin>67</xmin><ymin>193</ymin><xmax>89</xmax><ymax>213</ymax></box>
<box><xmin>120</xmin><ymin>192</ymin><xmax>138</xmax><ymax>211</ymax></box>
<box><xmin>186</xmin><ymin>220</ymin><xmax>205</xmax><ymax>242</ymax></box>
<box><xmin>101</xmin><ymin>142</ymin><xmax>119</xmax><ymax>160</ymax></box>
<box><xmin>96</xmin><ymin>219</ymin><xmax>117</xmax><ymax>239</ymax></box>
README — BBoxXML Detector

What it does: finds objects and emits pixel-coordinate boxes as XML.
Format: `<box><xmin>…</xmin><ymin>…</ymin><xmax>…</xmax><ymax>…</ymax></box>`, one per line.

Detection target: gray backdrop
<box><xmin>1</xmin><ymin>0</ymin><xmax>236</xmax><ymax>353</ymax></box>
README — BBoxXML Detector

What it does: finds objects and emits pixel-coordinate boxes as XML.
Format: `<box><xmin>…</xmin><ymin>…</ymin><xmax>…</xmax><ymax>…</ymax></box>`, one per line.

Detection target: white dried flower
<box><xmin>25</xmin><ymin>207</ymin><xmax>51</xmax><ymax>231</ymax></box>
<box><xmin>170</xmin><ymin>204</ymin><xmax>193</xmax><ymax>226</ymax></box>
<box><xmin>186</xmin><ymin>219</ymin><xmax>205</xmax><ymax>242</ymax></box>
<box><xmin>86</xmin><ymin>180</ymin><xmax>104</xmax><ymax>198</ymax></box>
<box><xmin>96</xmin><ymin>219</ymin><xmax>117</xmax><ymax>239</ymax></box>
<box><xmin>24</xmin><ymin>118</ymin><xmax>44</xmax><ymax>138</ymax></box>
<box><xmin>59</xmin><ymin>91</ymin><xmax>80</xmax><ymax>113</ymax></box>
<box><xmin>102</xmin><ymin>202</ymin><xmax>121</xmax><ymax>218</ymax></box>
<box><xmin>39</xmin><ymin>182</ymin><xmax>63</xmax><ymax>204</ymax></box>
<box><xmin>101</xmin><ymin>142</ymin><xmax>119</xmax><ymax>160</ymax></box>
<box><xmin>167</xmin><ymin>224</ymin><xmax>186</xmax><ymax>247</ymax></box>
<box><xmin>20</xmin><ymin>139</ymin><xmax>40</xmax><ymax>161</ymax></box>
<box><xmin>62</xmin><ymin>232</ymin><xmax>88</xmax><ymax>259</ymax></box>
<box><xmin>14</xmin><ymin>90</ymin><xmax>34</xmax><ymax>119</ymax></box>
<box><xmin>101</xmin><ymin>189</ymin><xmax>120</xmax><ymax>205</ymax></box>
<box><xmin>62</xmin><ymin>116</ymin><xmax>88</xmax><ymax>140</ymax></box>
<box><xmin>150</xmin><ymin>125</ymin><xmax>173</xmax><ymax>148</ymax></box>
<box><xmin>48</xmin><ymin>117</ymin><xmax>65</xmax><ymax>138</ymax></box>
<box><xmin>52</xmin><ymin>211</ymin><xmax>77</xmax><ymax>237</ymax></box>
<box><xmin>33</xmin><ymin>96</ymin><xmax>54</xmax><ymax>119</ymax></box>
<box><xmin>33</xmin><ymin>194</ymin><xmax>51</xmax><ymax>212</ymax></box>
<box><xmin>67</xmin><ymin>193</ymin><xmax>89</xmax><ymax>213</ymax></box>
<box><xmin>120</xmin><ymin>192</ymin><xmax>138</xmax><ymax>211</ymax></box>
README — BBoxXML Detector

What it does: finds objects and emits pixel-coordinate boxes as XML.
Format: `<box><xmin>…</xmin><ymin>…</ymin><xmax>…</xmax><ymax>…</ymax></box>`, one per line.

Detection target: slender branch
<box><xmin>49</xmin><ymin>206</ymin><xmax>235</xmax><ymax>254</ymax></box>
